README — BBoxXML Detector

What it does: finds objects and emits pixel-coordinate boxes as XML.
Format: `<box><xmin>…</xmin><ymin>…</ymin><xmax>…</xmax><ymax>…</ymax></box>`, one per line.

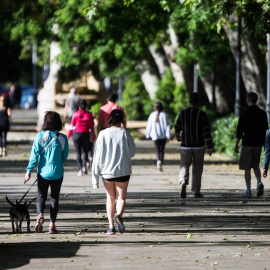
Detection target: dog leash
<box><xmin>19</xmin><ymin>179</ymin><xmax>37</xmax><ymax>204</ymax></box>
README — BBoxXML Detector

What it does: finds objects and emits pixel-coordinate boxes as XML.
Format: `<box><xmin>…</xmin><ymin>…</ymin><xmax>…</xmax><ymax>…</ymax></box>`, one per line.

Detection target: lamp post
<box><xmin>193</xmin><ymin>65</ymin><xmax>198</xmax><ymax>92</ymax></box>
<box><xmin>32</xmin><ymin>40</ymin><xmax>38</xmax><ymax>89</ymax></box>
<box><xmin>211</xmin><ymin>67</ymin><xmax>216</xmax><ymax>111</ymax></box>
<box><xmin>235</xmin><ymin>17</ymin><xmax>241</xmax><ymax>116</ymax></box>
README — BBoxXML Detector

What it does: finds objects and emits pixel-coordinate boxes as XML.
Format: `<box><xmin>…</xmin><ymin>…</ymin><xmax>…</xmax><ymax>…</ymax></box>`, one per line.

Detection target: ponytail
<box><xmin>154</xmin><ymin>102</ymin><xmax>163</xmax><ymax>122</ymax></box>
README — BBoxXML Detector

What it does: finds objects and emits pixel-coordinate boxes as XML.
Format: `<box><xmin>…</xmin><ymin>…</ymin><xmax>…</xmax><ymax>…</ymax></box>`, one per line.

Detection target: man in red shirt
<box><xmin>98</xmin><ymin>94</ymin><xmax>126</xmax><ymax>134</ymax></box>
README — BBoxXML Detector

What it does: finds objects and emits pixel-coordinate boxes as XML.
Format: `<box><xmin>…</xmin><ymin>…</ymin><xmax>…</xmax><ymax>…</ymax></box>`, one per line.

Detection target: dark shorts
<box><xmin>239</xmin><ymin>145</ymin><xmax>262</xmax><ymax>170</ymax></box>
<box><xmin>102</xmin><ymin>175</ymin><xmax>130</xmax><ymax>182</ymax></box>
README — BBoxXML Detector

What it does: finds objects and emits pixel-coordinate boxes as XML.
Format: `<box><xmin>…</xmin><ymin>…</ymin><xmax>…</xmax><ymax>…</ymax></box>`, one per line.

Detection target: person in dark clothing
<box><xmin>0</xmin><ymin>95</ymin><xmax>11</xmax><ymax>156</ymax></box>
<box><xmin>174</xmin><ymin>92</ymin><xmax>213</xmax><ymax>199</ymax></box>
<box><xmin>235</xmin><ymin>92</ymin><xmax>268</xmax><ymax>198</ymax></box>
<box><xmin>262</xmin><ymin>129</ymin><xmax>270</xmax><ymax>178</ymax></box>
<box><xmin>9</xmin><ymin>84</ymin><xmax>21</xmax><ymax>109</ymax></box>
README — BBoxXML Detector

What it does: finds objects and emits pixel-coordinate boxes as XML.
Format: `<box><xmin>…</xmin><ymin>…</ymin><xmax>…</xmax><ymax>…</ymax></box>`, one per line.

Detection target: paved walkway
<box><xmin>1</xmin><ymin>129</ymin><xmax>270</xmax><ymax>269</ymax></box>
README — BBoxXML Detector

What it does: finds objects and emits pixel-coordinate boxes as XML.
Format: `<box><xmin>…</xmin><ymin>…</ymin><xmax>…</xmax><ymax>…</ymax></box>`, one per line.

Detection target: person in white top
<box><xmin>92</xmin><ymin>109</ymin><xmax>136</xmax><ymax>235</ymax></box>
<box><xmin>146</xmin><ymin>102</ymin><xmax>171</xmax><ymax>171</ymax></box>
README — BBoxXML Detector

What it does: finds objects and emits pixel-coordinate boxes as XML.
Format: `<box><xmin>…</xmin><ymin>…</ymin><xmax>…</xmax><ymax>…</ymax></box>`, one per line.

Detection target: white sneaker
<box><xmin>77</xmin><ymin>170</ymin><xmax>83</xmax><ymax>176</ymax></box>
<box><xmin>157</xmin><ymin>160</ymin><xmax>162</xmax><ymax>171</ymax></box>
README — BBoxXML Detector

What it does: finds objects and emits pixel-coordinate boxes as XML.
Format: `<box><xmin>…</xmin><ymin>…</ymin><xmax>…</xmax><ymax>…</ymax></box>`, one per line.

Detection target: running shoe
<box><xmin>35</xmin><ymin>214</ymin><xmax>44</xmax><ymax>233</ymax></box>
<box><xmin>180</xmin><ymin>183</ymin><xmax>187</xmax><ymax>199</ymax></box>
<box><xmin>242</xmin><ymin>190</ymin><xmax>252</xmax><ymax>198</ymax></box>
<box><xmin>157</xmin><ymin>160</ymin><xmax>163</xmax><ymax>171</ymax></box>
<box><xmin>114</xmin><ymin>215</ymin><xmax>125</xmax><ymax>234</ymax></box>
<box><xmin>48</xmin><ymin>225</ymin><xmax>58</xmax><ymax>234</ymax></box>
<box><xmin>257</xmin><ymin>182</ymin><xmax>264</xmax><ymax>197</ymax></box>
<box><xmin>107</xmin><ymin>227</ymin><xmax>116</xmax><ymax>235</ymax></box>
<box><xmin>194</xmin><ymin>192</ymin><xmax>204</xmax><ymax>198</ymax></box>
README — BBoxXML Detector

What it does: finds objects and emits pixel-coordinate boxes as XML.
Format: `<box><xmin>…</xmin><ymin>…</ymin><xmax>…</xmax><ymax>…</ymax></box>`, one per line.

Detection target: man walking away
<box><xmin>97</xmin><ymin>94</ymin><xmax>126</xmax><ymax>135</ymax></box>
<box><xmin>235</xmin><ymin>92</ymin><xmax>268</xmax><ymax>198</ymax></box>
<box><xmin>64</xmin><ymin>88</ymin><xmax>80</xmax><ymax>123</ymax></box>
<box><xmin>174</xmin><ymin>92</ymin><xmax>213</xmax><ymax>199</ymax></box>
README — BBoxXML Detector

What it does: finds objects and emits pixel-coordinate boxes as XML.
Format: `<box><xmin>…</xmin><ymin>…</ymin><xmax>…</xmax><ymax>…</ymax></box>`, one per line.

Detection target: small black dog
<box><xmin>6</xmin><ymin>196</ymin><xmax>36</xmax><ymax>233</ymax></box>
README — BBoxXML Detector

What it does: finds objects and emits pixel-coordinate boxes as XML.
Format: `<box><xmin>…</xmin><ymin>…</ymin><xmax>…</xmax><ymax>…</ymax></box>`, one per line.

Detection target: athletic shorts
<box><xmin>102</xmin><ymin>175</ymin><xmax>130</xmax><ymax>182</ymax></box>
<box><xmin>239</xmin><ymin>145</ymin><xmax>262</xmax><ymax>170</ymax></box>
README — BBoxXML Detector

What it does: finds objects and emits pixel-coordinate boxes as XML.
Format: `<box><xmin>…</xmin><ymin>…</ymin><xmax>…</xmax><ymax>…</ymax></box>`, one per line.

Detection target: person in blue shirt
<box><xmin>24</xmin><ymin>111</ymin><xmax>69</xmax><ymax>234</ymax></box>
<box><xmin>262</xmin><ymin>129</ymin><xmax>270</xmax><ymax>178</ymax></box>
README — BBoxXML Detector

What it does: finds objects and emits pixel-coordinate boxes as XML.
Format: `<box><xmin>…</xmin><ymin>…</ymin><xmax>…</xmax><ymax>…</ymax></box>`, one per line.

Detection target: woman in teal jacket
<box><xmin>24</xmin><ymin>111</ymin><xmax>69</xmax><ymax>234</ymax></box>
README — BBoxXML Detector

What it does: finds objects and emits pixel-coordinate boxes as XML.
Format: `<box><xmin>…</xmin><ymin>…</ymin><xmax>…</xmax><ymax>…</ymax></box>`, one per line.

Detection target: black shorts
<box><xmin>102</xmin><ymin>175</ymin><xmax>130</xmax><ymax>182</ymax></box>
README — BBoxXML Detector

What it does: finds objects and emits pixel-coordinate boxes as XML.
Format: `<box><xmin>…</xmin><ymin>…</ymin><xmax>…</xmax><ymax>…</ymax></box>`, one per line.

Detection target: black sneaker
<box><xmin>107</xmin><ymin>227</ymin><xmax>116</xmax><ymax>235</ymax></box>
<box><xmin>257</xmin><ymin>182</ymin><xmax>264</xmax><ymax>197</ymax></box>
<box><xmin>114</xmin><ymin>215</ymin><xmax>125</xmax><ymax>234</ymax></box>
<box><xmin>194</xmin><ymin>192</ymin><xmax>203</xmax><ymax>198</ymax></box>
<box><xmin>180</xmin><ymin>183</ymin><xmax>187</xmax><ymax>199</ymax></box>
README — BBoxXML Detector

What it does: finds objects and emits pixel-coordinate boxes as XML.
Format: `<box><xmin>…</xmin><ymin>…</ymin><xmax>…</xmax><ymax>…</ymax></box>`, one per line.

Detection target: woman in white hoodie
<box><xmin>146</xmin><ymin>102</ymin><xmax>171</xmax><ymax>171</ymax></box>
<box><xmin>92</xmin><ymin>109</ymin><xmax>136</xmax><ymax>235</ymax></box>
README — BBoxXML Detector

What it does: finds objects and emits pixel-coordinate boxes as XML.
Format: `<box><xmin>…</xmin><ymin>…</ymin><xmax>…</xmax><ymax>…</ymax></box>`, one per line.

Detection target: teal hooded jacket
<box><xmin>26</xmin><ymin>130</ymin><xmax>69</xmax><ymax>180</ymax></box>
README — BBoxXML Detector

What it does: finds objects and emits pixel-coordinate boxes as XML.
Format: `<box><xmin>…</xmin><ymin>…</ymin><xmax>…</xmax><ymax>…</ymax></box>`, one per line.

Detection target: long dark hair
<box><xmin>42</xmin><ymin>111</ymin><xmax>62</xmax><ymax>131</ymax></box>
<box><xmin>79</xmin><ymin>99</ymin><xmax>87</xmax><ymax>110</ymax></box>
<box><xmin>0</xmin><ymin>95</ymin><xmax>8</xmax><ymax>110</ymax></box>
<box><xmin>154</xmin><ymin>102</ymin><xmax>163</xmax><ymax>122</ymax></box>
<box><xmin>107</xmin><ymin>109</ymin><xmax>124</xmax><ymax>127</ymax></box>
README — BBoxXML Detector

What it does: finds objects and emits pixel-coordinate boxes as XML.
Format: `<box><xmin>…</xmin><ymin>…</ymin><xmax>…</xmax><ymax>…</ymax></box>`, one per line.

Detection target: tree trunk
<box><xmin>224</xmin><ymin>14</ymin><xmax>267</xmax><ymax>108</ymax></box>
<box><xmin>199</xmin><ymin>69</ymin><xmax>234</xmax><ymax>113</ymax></box>
<box><xmin>162</xmin><ymin>24</ymin><xmax>193</xmax><ymax>93</ymax></box>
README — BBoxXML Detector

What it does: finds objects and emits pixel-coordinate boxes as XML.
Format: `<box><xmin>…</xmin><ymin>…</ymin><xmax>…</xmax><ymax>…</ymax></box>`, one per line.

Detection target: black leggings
<box><xmin>154</xmin><ymin>139</ymin><xmax>167</xmax><ymax>163</ymax></box>
<box><xmin>0</xmin><ymin>130</ymin><xmax>7</xmax><ymax>148</ymax></box>
<box><xmin>37</xmin><ymin>174</ymin><xmax>63</xmax><ymax>223</ymax></box>
<box><xmin>72</xmin><ymin>132</ymin><xmax>90</xmax><ymax>170</ymax></box>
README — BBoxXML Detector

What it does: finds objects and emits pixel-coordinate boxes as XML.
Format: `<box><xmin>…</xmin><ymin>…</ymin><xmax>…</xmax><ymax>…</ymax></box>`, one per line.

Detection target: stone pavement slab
<box><xmin>1</xmin><ymin>137</ymin><xmax>270</xmax><ymax>270</ymax></box>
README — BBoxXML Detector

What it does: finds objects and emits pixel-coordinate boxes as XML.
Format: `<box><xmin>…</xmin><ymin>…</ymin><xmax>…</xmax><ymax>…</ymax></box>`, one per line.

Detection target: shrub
<box><xmin>89</xmin><ymin>102</ymin><xmax>102</xmax><ymax>119</ymax></box>
<box><xmin>212</xmin><ymin>114</ymin><xmax>240</xmax><ymax>159</ymax></box>
<box><xmin>173</xmin><ymin>82</ymin><xmax>189</xmax><ymax>115</ymax></box>
<box><xmin>122</xmin><ymin>73</ymin><xmax>153</xmax><ymax>120</ymax></box>
<box><xmin>155</xmin><ymin>69</ymin><xmax>176</xmax><ymax>122</ymax></box>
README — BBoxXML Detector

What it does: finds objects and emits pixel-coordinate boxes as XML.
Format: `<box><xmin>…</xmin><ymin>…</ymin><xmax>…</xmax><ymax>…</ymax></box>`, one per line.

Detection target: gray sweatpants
<box><xmin>179</xmin><ymin>148</ymin><xmax>205</xmax><ymax>193</ymax></box>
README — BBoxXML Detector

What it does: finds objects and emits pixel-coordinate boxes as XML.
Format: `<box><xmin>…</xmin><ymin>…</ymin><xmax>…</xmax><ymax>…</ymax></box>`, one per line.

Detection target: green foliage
<box><xmin>89</xmin><ymin>102</ymin><xmax>102</xmax><ymax>119</ymax></box>
<box><xmin>212</xmin><ymin>114</ymin><xmax>239</xmax><ymax>159</ymax></box>
<box><xmin>155</xmin><ymin>69</ymin><xmax>189</xmax><ymax>123</ymax></box>
<box><xmin>155</xmin><ymin>69</ymin><xmax>176</xmax><ymax>122</ymax></box>
<box><xmin>172</xmin><ymin>83</ymin><xmax>189</xmax><ymax>114</ymax></box>
<box><xmin>122</xmin><ymin>73</ymin><xmax>153</xmax><ymax>120</ymax></box>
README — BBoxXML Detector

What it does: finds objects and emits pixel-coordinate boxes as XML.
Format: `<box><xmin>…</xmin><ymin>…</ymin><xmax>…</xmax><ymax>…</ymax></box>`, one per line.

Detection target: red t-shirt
<box><xmin>67</xmin><ymin>109</ymin><xmax>96</xmax><ymax>140</ymax></box>
<box><xmin>98</xmin><ymin>103</ymin><xmax>126</xmax><ymax>129</ymax></box>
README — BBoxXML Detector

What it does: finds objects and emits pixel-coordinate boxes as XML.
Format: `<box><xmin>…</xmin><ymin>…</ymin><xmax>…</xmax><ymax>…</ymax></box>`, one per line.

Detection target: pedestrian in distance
<box><xmin>24</xmin><ymin>111</ymin><xmax>69</xmax><ymax>234</ymax></box>
<box><xmin>97</xmin><ymin>93</ymin><xmax>126</xmax><ymax>135</ymax></box>
<box><xmin>87</xmin><ymin>109</ymin><xmax>98</xmax><ymax>168</ymax></box>
<box><xmin>146</xmin><ymin>102</ymin><xmax>171</xmax><ymax>171</ymax></box>
<box><xmin>235</xmin><ymin>92</ymin><xmax>268</xmax><ymax>198</ymax></box>
<box><xmin>0</xmin><ymin>95</ymin><xmax>11</xmax><ymax>157</ymax></box>
<box><xmin>262</xmin><ymin>129</ymin><xmax>270</xmax><ymax>178</ymax></box>
<box><xmin>92</xmin><ymin>109</ymin><xmax>136</xmax><ymax>235</ymax></box>
<box><xmin>67</xmin><ymin>99</ymin><xmax>96</xmax><ymax>176</ymax></box>
<box><xmin>174</xmin><ymin>92</ymin><xmax>213</xmax><ymax>199</ymax></box>
<box><xmin>9</xmin><ymin>84</ymin><xmax>21</xmax><ymax>109</ymax></box>
<box><xmin>63</xmin><ymin>87</ymin><xmax>80</xmax><ymax>123</ymax></box>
